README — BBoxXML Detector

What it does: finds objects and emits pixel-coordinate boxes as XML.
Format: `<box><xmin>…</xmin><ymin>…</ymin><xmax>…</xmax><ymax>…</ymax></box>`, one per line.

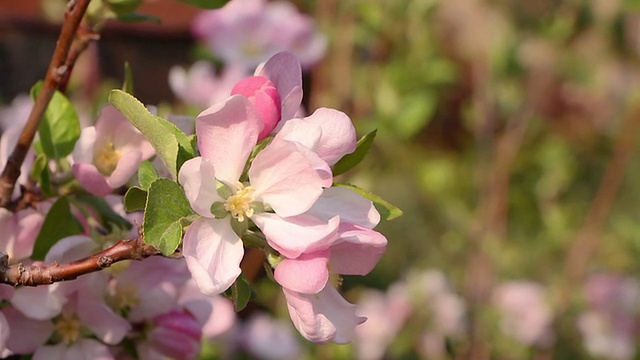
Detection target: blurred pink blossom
<box><xmin>492</xmin><ymin>281</ymin><xmax>553</xmax><ymax>346</ymax></box>
<box><xmin>72</xmin><ymin>105</ymin><xmax>155</xmax><ymax>196</ymax></box>
<box><xmin>192</xmin><ymin>0</ymin><xmax>326</xmax><ymax>70</ymax></box>
<box><xmin>241</xmin><ymin>312</ymin><xmax>302</xmax><ymax>360</ymax></box>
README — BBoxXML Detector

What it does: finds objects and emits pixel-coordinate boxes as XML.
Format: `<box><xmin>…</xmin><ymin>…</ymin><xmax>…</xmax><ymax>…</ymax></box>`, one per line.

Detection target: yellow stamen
<box><xmin>224</xmin><ymin>181</ymin><xmax>255</xmax><ymax>222</ymax></box>
<box><xmin>94</xmin><ymin>141</ymin><xmax>121</xmax><ymax>176</ymax></box>
<box><xmin>55</xmin><ymin>315</ymin><xmax>81</xmax><ymax>345</ymax></box>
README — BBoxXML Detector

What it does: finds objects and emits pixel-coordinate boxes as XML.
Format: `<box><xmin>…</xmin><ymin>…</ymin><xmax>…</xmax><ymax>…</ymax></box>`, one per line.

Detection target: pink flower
<box><xmin>72</xmin><ymin>105</ymin><xmax>155</xmax><ymax>196</ymax></box>
<box><xmin>283</xmin><ymin>284</ymin><xmax>365</xmax><ymax>344</ymax></box>
<box><xmin>139</xmin><ymin>310</ymin><xmax>202</xmax><ymax>360</ymax></box>
<box><xmin>241</xmin><ymin>312</ymin><xmax>302</xmax><ymax>360</ymax></box>
<box><xmin>178</xmin><ymin>94</ymin><xmax>331</xmax><ymax>295</ymax></box>
<box><xmin>192</xmin><ymin>0</ymin><xmax>326</xmax><ymax>69</ymax></box>
<box><xmin>492</xmin><ymin>281</ymin><xmax>553</xmax><ymax>346</ymax></box>
<box><xmin>0</xmin><ymin>206</ymin><xmax>46</xmax><ymax>262</ymax></box>
<box><xmin>169</xmin><ymin>61</ymin><xmax>246</xmax><ymax>108</ymax></box>
<box><xmin>0</xmin><ymin>97</ymin><xmax>35</xmax><ymax>200</ymax></box>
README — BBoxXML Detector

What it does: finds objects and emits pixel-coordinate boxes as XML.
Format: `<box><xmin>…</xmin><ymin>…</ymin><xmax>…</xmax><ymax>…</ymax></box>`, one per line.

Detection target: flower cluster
<box><xmin>178</xmin><ymin>51</ymin><xmax>388</xmax><ymax>343</ymax></box>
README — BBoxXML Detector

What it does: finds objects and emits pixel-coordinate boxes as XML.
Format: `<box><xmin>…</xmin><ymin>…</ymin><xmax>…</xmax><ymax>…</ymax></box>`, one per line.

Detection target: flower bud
<box><xmin>148</xmin><ymin>310</ymin><xmax>202</xmax><ymax>360</ymax></box>
<box><xmin>231</xmin><ymin>76</ymin><xmax>281</xmax><ymax>140</ymax></box>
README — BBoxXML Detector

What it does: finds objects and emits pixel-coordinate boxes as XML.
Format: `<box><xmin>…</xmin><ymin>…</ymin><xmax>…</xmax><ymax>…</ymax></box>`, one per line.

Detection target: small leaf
<box><xmin>117</xmin><ymin>12</ymin><xmax>161</xmax><ymax>23</ymax></box>
<box><xmin>334</xmin><ymin>183</ymin><xmax>403</xmax><ymax>221</ymax></box>
<box><xmin>332</xmin><ymin>130</ymin><xmax>377</xmax><ymax>176</ymax></box>
<box><xmin>108</xmin><ymin>0</ymin><xmax>143</xmax><ymax>15</ymax></box>
<box><xmin>74</xmin><ymin>194</ymin><xmax>132</xmax><ymax>231</ymax></box>
<box><xmin>143</xmin><ymin>178</ymin><xmax>196</xmax><ymax>255</ymax></box>
<box><xmin>124</xmin><ymin>186</ymin><xmax>147</xmax><ymax>212</ymax></box>
<box><xmin>109</xmin><ymin>90</ymin><xmax>196</xmax><ymax>179</ymax></box>
<box><xmin>32</xmin><ymin>196</ymin><xmax>84</xmax><ymax>260</ymax></box>
<box><xmin>30</xmin><ymin>81</ymin><xmax>81</xmax><ymax>160</ymax></box>
<box><xmin>137</xmin><ymin>161</ymin><xmax>158</xmax><ymax>190</ymax></box>
<box><xmin>175</xmin><ymin>0</ymin><xmax>229</xmax><ymax>9</ymax></box>
<box><xmin>30</xmin><ymin>153</ymin><xmax>53</xmax><ymax>197</ymax></box>
<box><xmin>226</xmin><ymin>273</ymin><xmax>253</xmax><ymax>312</ymax></box>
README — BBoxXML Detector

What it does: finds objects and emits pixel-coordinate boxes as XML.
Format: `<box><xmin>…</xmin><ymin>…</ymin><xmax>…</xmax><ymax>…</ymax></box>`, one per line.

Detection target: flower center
<box><xmin>94</xmin><ymin>141</ymin><xmax>121</xmax><ymax>176</ymax></box>
<box><xmin>224</xmin><ymin>181</ymin><xmax>255</xmax><ymax>222</ymax></box>
<box><xmin>55</xmin><ymin>315</ymin><xmax>81</xmax><ymax>345</ymax></box>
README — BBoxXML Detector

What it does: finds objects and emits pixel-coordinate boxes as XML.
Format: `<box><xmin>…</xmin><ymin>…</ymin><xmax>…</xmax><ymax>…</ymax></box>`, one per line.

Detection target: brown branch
<box><xmin>0</xmin><ymin>0</ymin><xmax>92</xmax><ymax>208</ymax></box>
<box><xmin>0</xmin><ymin>236</ymin><xmax>161</xmax><ymax>286</ymax></box>
<box><xmin>558</xmin><ymin>103</ymin><xmax>640</xmax><ymax>310</ymax></box>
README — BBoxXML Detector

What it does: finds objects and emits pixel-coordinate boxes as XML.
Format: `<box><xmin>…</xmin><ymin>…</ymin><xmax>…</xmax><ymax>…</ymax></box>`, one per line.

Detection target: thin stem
<box><xmin>0</xmin><ymin>0</ymin><xmax>92</xmax><ymax>208</ymax></box>
<box><xmin>0</xmin><ymin>236</ymin><xmax>161</xmax><ymax>286</ymax></box>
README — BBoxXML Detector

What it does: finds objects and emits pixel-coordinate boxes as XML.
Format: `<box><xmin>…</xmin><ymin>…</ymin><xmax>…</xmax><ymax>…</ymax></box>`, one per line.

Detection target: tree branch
<box><xmin>0</xmin><ymin>236</ymin><xmax>162</xmax><ymax>286</ymax></box>
<box><xmin>0</xmin><ymin>0</ymin><xmax>92</xmax><ymax>208</ymax></box>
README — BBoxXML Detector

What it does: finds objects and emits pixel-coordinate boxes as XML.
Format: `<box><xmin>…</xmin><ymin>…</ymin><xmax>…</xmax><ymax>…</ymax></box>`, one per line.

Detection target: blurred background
<box><xmin>3</xmin><ymin>0</ymin><xmax>640</xmax><ymax>359</ymax></box>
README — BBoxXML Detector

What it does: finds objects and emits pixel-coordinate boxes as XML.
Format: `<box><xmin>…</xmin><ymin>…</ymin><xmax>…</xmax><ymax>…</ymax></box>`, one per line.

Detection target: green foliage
<box><xmin>332</xmin><ymin>130</ymin><xmax>377</xmax><ymax>176</ymax></box>
<box><xmin>30</xmin><ymin>81</ymin><xmax>81</xmax><ymax>160</ymax></box>
<box><xmin>74</xmin><ymin>194</ymin><xmax>132</xmax><ymax>232</ymax></box>
<box><xmin>108</xmin><ymin>0</ymin><xmax>143</xmax><ymax>16</ymax></box>
<box><xmin>225</xmin><ymin>273</ymin><xmax>253</xmax><ymax>312</ymax></box>
<box><xmin>32</xmin><ymin>197</ymin><xmax>84</xmax><ymax>260</ymax></box>
<box><xmin>142</xmin><ymin>178</ymin><xmax>196</xmax><ymax>255</ymax></box>
<box><xmin>109</xmin><ymin>90</ymin><xmax>196</xmax><ymax>179</ymax></box>
<box><xmin>175</xmin><ymin>0</ymin><xmax>229</xmax><ymax>9</ymax></box>
<box><xmin>137</xmin><ymin>161</ymin><xmax>158</xmax><ymax>190</ymax></box>
<box><xmin>123</xmin><ymin>187</ymin><xmax>147</xmax><ymax>212</ymax></box>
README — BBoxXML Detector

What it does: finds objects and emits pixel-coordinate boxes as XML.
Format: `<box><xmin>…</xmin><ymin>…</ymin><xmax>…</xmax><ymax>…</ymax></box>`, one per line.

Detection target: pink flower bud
<box><xmin>231</xmin><ymin>76</ymin><xmax>281</xmax><ymax>140</ymax></box>
<box><xmin>149</xmin><ymin>310</ymin><xmax>202</xmax><ymax>360</ymax></box>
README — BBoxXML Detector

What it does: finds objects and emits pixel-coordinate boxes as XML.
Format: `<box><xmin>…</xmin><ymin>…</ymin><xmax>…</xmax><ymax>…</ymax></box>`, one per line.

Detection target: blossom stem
<box><xmin>0</xmin><ymin>0</ymin><xmax>92</xmax><ymax>208</ymax></box>
<box><xmin>0</xmin><ymin>236</ymin><xmax>162</xmax><ymax>286</ymax></box>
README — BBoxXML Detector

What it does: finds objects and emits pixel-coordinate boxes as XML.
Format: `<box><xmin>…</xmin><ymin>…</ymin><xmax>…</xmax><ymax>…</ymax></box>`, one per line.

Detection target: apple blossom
<box><xmin>241</xmin><ymin>312</ymin><xmax>303</xmax><ymax>360</ymax></box>
<box><xmin>192</xmin><ymin>0</ymin><xmax>326</xmax><ymax>69</ymax></box>
<box><xmin>178</xmin><ymin>93</ymin><xmax>332</xmax><ymax>295</ymax></box>
<box><xmin>169</xmin><ymin>61</ymin><xmax>246</xmax><ymax>108</ymax></box>
<box><xmin>72</xmin><ymin>104</ymin><xmax>155</xmax><ymax>196</ymax></box>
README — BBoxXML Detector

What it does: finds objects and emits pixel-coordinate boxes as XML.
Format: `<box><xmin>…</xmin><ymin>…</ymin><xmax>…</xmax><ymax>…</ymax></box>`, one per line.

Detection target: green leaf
<box><xmin>74</xmin><ymin>194</ymin><xmax>132</xmax><ymax>231</ymax></box>
<box><xmin>30</xmin><ymin>153</ymin><xmax>53</xmax><ymax>197</ymax></box>
<box><xmin>124</xmin><ymin>186</ymin><xmax>147</xmax><ymax>212</ymax></box>
<box><xmin>226</xmin><ymin>273</ymin><xmax>253</xmax><ymax>312</ymax></box>
<box><xmin>116</xmin><ymin>12</ymin><xmax>161</xmax><ymax>23</ymax></box>
<box><xmin>334</xmin><ymin>183</ymin><xmax>403</xmax><ymax>221</ymax></box>
<box><xmin>143</xmin><ymin>178</ymin><xmax>196</xmax><ymax>255</ymax></box>
<box><xmin>121</xmin><ymin>62</ymin><xmax>134</xmax><ymax>95</ymax></box>
<box><xmin>175</xmin><ymin>0</ymin><xmax>229</xmax><ymax>9</ymax></box>
<box><xmin>108</xmin><ymin>0</ymin><xmax>143</xmax><ymax>15</ymax></box>
<box><xmin>332</xmin><ymin>130</ymin><xmax>377</xmax><ymax>176</ymax></box>
<box><xmin>109</xmin><ymin>90</ymin><xmax>196</xmax><ymax>179</ymax></box>
<box><xmin>30</xmin><ymin>81</ymin><xmax>81</xmax><ymax>160</ymax></box>
<box><xmin>137</xmin><ymin>161</ymin><xmax>158</xmax><ymax>190</ymax></box>
<box><xmin>31</xmin><ymin>196</ymin><xmax>84</xmax><ymax>260</ymax></box>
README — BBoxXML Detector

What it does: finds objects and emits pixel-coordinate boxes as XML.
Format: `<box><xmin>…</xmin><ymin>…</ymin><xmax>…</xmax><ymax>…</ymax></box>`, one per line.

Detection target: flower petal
<box><xmin>72</xmin><ymin>163</ymin><xmax>112</xmax><ymax>196</ymax></box>
<box><xmin>283</xmin><ymin>285</ymin><xmax>366</xmax><ymax>344</ymax></box>
<box><xmin>254</xmin><ymin>51</ymin><xmax>303</xmax><ymax>121</ymax></box>
<box><xmin>3</xmin><ymin>306</ymin><xmax>54</xmax><ymax>354</ymax></box>
<box><xmin>178</xmin><ymin>157</ymin><xmax>223</xmax><ymax>217</ymax></box>
<box><xmin>105</xmin><ymin>150</ymin><xmax>142</xmax><ymax>188</ymax></box>
<box><xmin>72</xmin><ymin>126</ymin><xmax>96</xmax><ymax>165</ymax></box>
<box><xmin>249</xmin><ymin>141</ymin><xmax>325</xmax><ymax>217</ymax></box>
<box><xmin>329</xmin><ymin>224</ymin><xmax>387</xmax><ymax>275</ymax></box>
<box><xmin>274</xmin><ymin>251</ymin><xmax>330</xmax><ymax>294</ymax></box>
<box><xmin>252</xmin><ymin>213</ymin><xmax>339</xmax><ymax>259</ymax></box>
<box><xmin>77</xmin><ymin>294</ymin><xmax>131</xmax><ymax>345</ymax></box>
<box><xmin>303</xmin><ymin>108</ymin><xmax>357</xmax><ymax>165</ymax></box>
<box><xmin>196</xmin><ymin>95</ymin><xmax>262</xmax><ymax>185</ymax></box>
<box><xmin>309</xmin><ymin>187</ymin><xmax>380</xmax><ymax>228</ymax></box>
<box><xmin>182</xmin><ymin>218</ymin><xmax>244</xmax><ymax>295</ymax></box>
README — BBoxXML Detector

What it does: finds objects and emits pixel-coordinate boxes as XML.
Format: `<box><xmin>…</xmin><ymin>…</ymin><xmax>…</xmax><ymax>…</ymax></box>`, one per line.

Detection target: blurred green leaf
<box><xmin>74</xmin><ymin>194</ymin><xmax>132</xmax><ymax>231</ymax></box>
<box><xmin>225</xmin><ymin>273</ymin><xmax>253</xmax><ymax>312</ymax></box>
<box><xmin>30</xmin><ymin>153</ymin><xmax>53</xmax><ymax>197</ymax></box>
<box><xmin>32</xmin><ymin>196</ymin><xmax>84</xmax><ymax>260</ymax></box>
<box><xmin>30</xmin><ymin>81</ymin><xmax>81</xmax><ymax>160</ymax></box>
<box><xmin>332</xmin><ymin>130</ymin><xmax>377</xmax><ymax>176</ymax></box>
<box><xmin>124</xmin><ymin>186</ymin><xmax>147</xmax><ymax>212</ymax></box>
<box><xmin>143</xmin><ymin>178</ymin><xmax>195</xmax><ymax>255</ymax></box>
<box><xmin>108</xmin><ymin>0</ymin><xmax>143</xmax><ymax>16</ymax></box>
<box><xmin>175</xmin><ymin>0</ymin><xmax>229</xmax><ymax>9</ymax></box>
<box><xmin>121</xmin><ymin>62</ymin><xmax>134</xmax><ymax>95</ymax></box>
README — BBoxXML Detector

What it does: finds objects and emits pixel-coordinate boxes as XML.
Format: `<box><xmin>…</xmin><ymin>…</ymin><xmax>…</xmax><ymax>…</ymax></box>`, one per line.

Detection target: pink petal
<box><xmin>274</xmin><ymin>251</ymin><xmax>330</xmax><ymax>294</ymax></box>
<box><xmin>33</xmin><ymin>339</ymin><xmax>112</xmax><ymax>360</ymax></box>
<box><xmin>255</xmin><ymin>52</ymin><xmax>303</xmax><ymax>121</ymax></box>
<box><xmin>3</xmin><ymin>306</ymin><xmax>54</xmax><ymax>354</ymax></box>
<box><xmin>283</xmin><ymin>285</ymin><xmax>366</xmax><ymax>344</ymax></box>
<box><xmin>182</xmin><ymin>218</ymin><xmax>244</xmax><ymax>295</ymax></box>
<box><xmin>249</xmin><ymin>140</ymin><xmax>325</xmax><ymax>217</ymax></box>
<box><xmin>272</xmin><ymin>118</ymin><xmax>322</xmax><ymax>151</ymax></box>
<box><xmin>77</xmin><ymin>294</ymin><xmax>131</xmax><ymax>345</ymax></box>
<box><xmin>13</xmin><ymin>208</ymin><xmax>45</xmax><ymax>260</ymax></box>
<box><xmin>231</xmin><ymin>76</ymin><xmax>282</xmax><ymax>140</ymax></box>
<box><xmin>252</xmin><ymin>213</ymin><xmax>339</xmax><ymax>259</ymax></box>
<box><xmin>178</xmin><ymin>157</ymin><xmax>223</xmax><ymax>218</ymax></box>
<box><xmin>329</xmin><ymin>224</ymin><xmax>387</xmax><ymax>275</ymax></box>
<box><xmin>105</xmin><ymin>150</ymin><xmax>142</xmax><ymax>188</ymax></box>
<box><xmin>308</xmin><ymin>187</ymin><xmax>380</xmax><ymax>228</ymax></box>
<box><xmin>72</xmin><ymin>163</ymin><xmax>112</xmax><ymax>196</ymax></box>
<box><xmin>72</xmin><ymin>126</ymin><xmax>96</xmax><ymax>164</ymax></box>
<box><xmin>11</xmin><ymin>285</ymin><xmax>65</xmax><ymax>321</ymax></box>
<box><xmin>304</xmin><ymin>108</ymin><xmax>357</xmax><ymax>165</ymax></box>
<box><xmin>196</xmin><ymin>95</ymin><xmax>262</xmax><ymax>186</ymax></box>
<box><xmin>0</xmin><ymin>312</ymin><xmax>7</xmax><ymax>353</ymax></box>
